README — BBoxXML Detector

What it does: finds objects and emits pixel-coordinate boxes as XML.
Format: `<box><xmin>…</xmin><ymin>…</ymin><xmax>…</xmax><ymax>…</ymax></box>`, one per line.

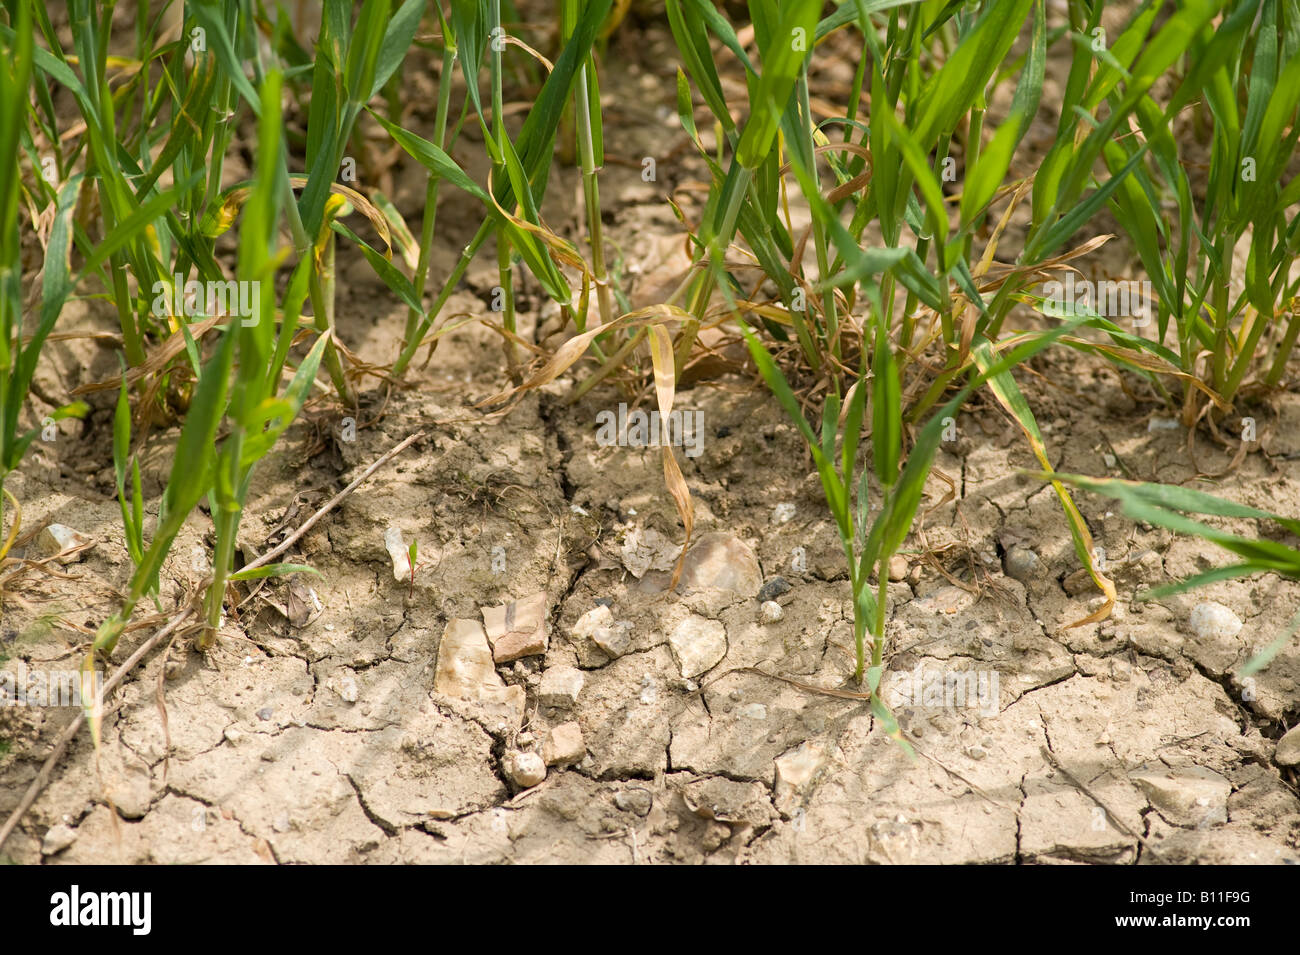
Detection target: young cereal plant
<box><xmin>193</xmin><ymin>0</ymin><xmax>426</xmax><ymax>406</ymax></box>
<box><xmin>199</xmin><ymin>72</ymin><xmax>329</xmax><ymax>651</ymax></box>
<box><xmin>0</xmin><ymin>0</ymin><xmax>86</xmax><ymax>565</ymax></box>
<box><xmin>18</xmin><ymin>0</ymin><xmax>230</xmax><ymax>401</ymax></box>
<box><xmin>382</xmin><ymin>0</ymin><xmax>615</xmax><ymax>380</ymax></box>
<box><xmin>84</xmin><ymin>72</ymin><xmax>327</xmax><ymax>748</ymax></box>
<box><xmin>1097</xmin><ymin>0</ymin><xmax>1300</xmax><ymax>422</ymax></box>
<box><xmin>738</xmin><ymin>277</ymin><xmax>1086</xmax><ymax>731</ymax></box>
<box><xmin>666</xmin><ymin>1</ymin><xmax>1131</xmax><ymax>626</ymax></box>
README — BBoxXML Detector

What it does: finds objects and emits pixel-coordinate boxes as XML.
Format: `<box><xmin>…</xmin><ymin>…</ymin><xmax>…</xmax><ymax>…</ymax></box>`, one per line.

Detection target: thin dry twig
<box><xmin>0</xmin><ymin>610</ymin><xmax>193</xmax><ymax>852</ymax></box>
<box><xmin>242</xmin><ymin>431</ymin><xmax>425</xmax><ymax>574</ymax></box>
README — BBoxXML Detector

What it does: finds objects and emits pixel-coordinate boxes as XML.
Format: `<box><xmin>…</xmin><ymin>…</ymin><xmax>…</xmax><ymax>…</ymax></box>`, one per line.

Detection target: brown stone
<box><xmin>483</xmin><ymin>592</ymin><xmax>549</xmax><ymax>662</ymax></box>
<box><xmin>543</xmin><ymin>722</ymin><xmax>586</xmax><ymax>766</ymax></box>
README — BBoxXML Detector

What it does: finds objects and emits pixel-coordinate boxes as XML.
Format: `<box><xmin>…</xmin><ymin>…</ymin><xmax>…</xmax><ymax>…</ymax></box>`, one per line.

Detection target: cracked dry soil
<box><xmin>4</xmin><ymin>351</ymin><xmax>1300</xmax><ymax>865</ymax></box>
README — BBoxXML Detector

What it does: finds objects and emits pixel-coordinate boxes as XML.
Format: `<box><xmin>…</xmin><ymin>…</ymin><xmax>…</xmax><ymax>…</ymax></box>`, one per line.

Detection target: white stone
<box><xmin>668</xmin><ymin>616</ymin><xmax>728</xmax><ymax>678</ymax></box>
<box><xmin>338</xmin><ymin>671</ymin><xmax>359</xmax><ymax>703</ymax></box>
<box><xmin>677</xmin><ymin>533</ymin><xmax>763</xmax><ymax>596</ymax></box>
<box><xmin>772</xmin><ymin>502</ymin><xmax>796</xmax><ymax>524</ymax></box>
<box><xmin>538</xmin><ymin>665</ymin><xmax>585</xmax><ymax>709</ymax></box>
<box><xmin>433</xmin><ymin>618</ymin><xmax>524</xmax><ymax>728</ymax></box>
<box><xmin>37</xmin><ymin>524</ymin><xmax>91</xmax><ymax>563</ymax></box>
<box><xmin>504</xmin><ymin>750</ymin><xmax>547</xmax><ymax>788</ymax></box>
<box><xmin>1188</xmin><ymin>602</ymin><xmax>1243</xmax><ymax>641</ymax></box>
<box><xmin>572</xmin><ymin>605</ymin><xmax>614</xmax><ymax>640</ymax></box>
<box><xmin>41</xmin><ymin>824</ymin><xmax>77</xmax><ymax>855</ymax></box>
<box><xmin>774</xmin><ymin>741</ymin><xmax>824</xmax><ymax>807</ymax></box>
<box><xmin>759</xmin><ymin>600</ymin><xmax>784</xmax><ymax>624</ymax></box>
<box><xmin>384</xmin><ymin>525</ymin><xmax>413</xmax><ymax>581</ymax></box>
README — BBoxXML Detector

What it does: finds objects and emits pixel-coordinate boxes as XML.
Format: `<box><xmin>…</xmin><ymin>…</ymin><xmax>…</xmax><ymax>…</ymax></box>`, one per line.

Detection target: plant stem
<box><xmin>1265</xmin><ymin>301</ymin><xmax>1300</xmax><ymax>387</ymax></box>
<box><xmin>1223</xmin><ymin>304</ymin><xmax>1271</xmax><ymax>405</ymax></box>
<box><xmin>797</xmin><ymin>71</ymin><xmax>838</xmax><ymax>364</ymax></box>
<box><xmin>1210</xmin><ymin>242</ymin><xmax>1233</xmax><ymax>395</ymax></box>
<box><xmin>280</xmin><ymin>178</ymin><xmax>354</xmax><ymax>406</ymax></box>
<box><xmin>392</xmin><ymin>220</ymin><xmax>491</xmax><ymax>377</ymax></box>
<box><xmin>870</xmin><ymin>563</ymin><xmax>888</xmax><ymax>677</ymax></box>
<box><xmin>498</xmin><ymin>239</ymin><xmax>518</xmax><ymax>379</ymax></box>
<box><xmin>576</xmin><ymin>60</ymin><xmax>613</xmax><ymax>331</ymax></box>
<box><xmin>489</xmin><ymin>0</ymin><xmax>518</xmax><ymax>377</ymax></box>
<box><xmin>675</xmin><ymin>165</ymin><xmax>752</xmax><ymax>373</ymax></box>
<box><xmin>401</xmin><ymin>42</ymin><xmax>457</xmax><ymax>356</ymax></box>
<box><xmin>200</xmin><ymin>477</ymin><xmax>241</xmax><ymax>650</ymax></box>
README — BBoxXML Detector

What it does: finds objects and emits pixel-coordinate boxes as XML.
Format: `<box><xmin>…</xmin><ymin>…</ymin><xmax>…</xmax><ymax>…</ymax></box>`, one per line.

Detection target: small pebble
<box><xmin>1003</xmin><ymin>545</ymin><xmax>1040</xmax><ymax>583</ymax></box>
<box><xmin>759</xmin><ymin>600</ymin><xmax>784</xmax><ymax>624</ymax></box>
<box><xmin>338</xmin><ymin>674</ymin><xmax>358</xmax><ymax>703</ymax></box>
<box><xmin>1275</xmin><ymin>725</ymin><xmax>1300</xmax><ymax>767</ymax></box>
<box><xmin>668</xmin><ymin>616</ymin><xmax>727</xmax><ymax>678</ymax></box>
<box><xmin>542</xmin><ymin>722</ymin><xmax>586</xmax><ymax>766</ymax></box>
<box><xmin>383</xmin><ymin>525</ymin><xmax>412</xmax><ymax>582</ymax></box>
<box><xmin>593</xmin><ymin>622</ymin><xmax>633</xmax><ymax>658</ymax></box>
<box><xmin>41</xmin><ymin>824</ymin><xmax>77</xmax><ymax>855</ymax></box>
<box><xmin>678</xmin><ymin>533</ymin><xmax>763</xmax><ymax>594</ymax></box>
<box><xmin>37</xmin><ymin>524</ymin><xmax>92</xmax><ymax>563</ymax></box>
<box><xmin>639</xmin><ymin>678</ymin><xmax>658</xmax><ymax>705</ymax></box>
<box><xmin>758</xmin><ymin>577</ymin><xmax>791</xmax><ymax>602</ymax></box>
<box><xmin>772</xmin><ymin>502</ymin><xmax>796</xmax><ymax>524</ymax></box>
<box><xmin>1188</xmin><ymin>602</ymin><xmax>1242</xmax><ymax>641</ymax></box>
<box><xmin>504</xmin><ymin>750</ymin><xmax>547</xmax><ymax>788</ymax></box>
